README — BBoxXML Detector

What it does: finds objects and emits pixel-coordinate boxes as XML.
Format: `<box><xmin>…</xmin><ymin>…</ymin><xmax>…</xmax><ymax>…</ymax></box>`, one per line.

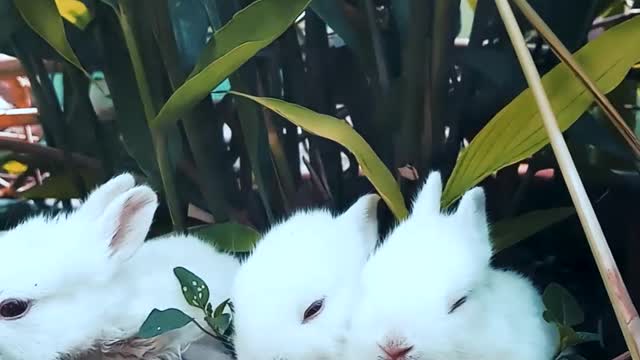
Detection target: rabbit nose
<box><xmin>378</xmin><ymin>343</ymin><xmax>414</xmax><ymax>360</ymax></box>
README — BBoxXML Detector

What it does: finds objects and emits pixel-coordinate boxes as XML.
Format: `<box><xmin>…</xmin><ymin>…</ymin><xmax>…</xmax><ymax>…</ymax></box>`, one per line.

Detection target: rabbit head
<box><xmin>346</xmin><ymin>172</ymin><xmax>557</xmax><ymax>360</ymax></box>
<box><xmin>0</xmin><ymin>173</ymin><xmax>158</xmax><ymax>360</ymax></box>
<box><xmin>345</xmin><ymin>172</ymin><xmax>497</xmax><ymax>360</ymax></box>
<box><xmin>231</xmin><ymin>194</ymin><xmax>380</xmax><ymax>360</ymax></box>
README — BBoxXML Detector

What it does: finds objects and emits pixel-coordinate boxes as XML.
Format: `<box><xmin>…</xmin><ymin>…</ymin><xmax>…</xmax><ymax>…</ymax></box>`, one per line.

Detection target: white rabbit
<box><xmin>344</xmin><ymin>172</ymin><xmax>559</xmax><ymax>360</ymax></box>
<box><xmin>231</xmin><ymin>193</ymin><xmax>381</xmax><ymax>360</ymax></box>
<box><xmin>0</xmin><ymin>173</ymin><xmax>239</xmax><ymax>360</ymax></box>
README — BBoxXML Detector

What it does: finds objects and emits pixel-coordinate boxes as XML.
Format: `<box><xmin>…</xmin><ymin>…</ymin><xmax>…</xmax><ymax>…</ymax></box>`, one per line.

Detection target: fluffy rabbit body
<box><xmin>231</xmin><ymin>194</ymin><xmax>380</xmax><ymax>360</ymax></box>
<box><xmin>0</xmin><ymin>174</ymin><xmax>239</xmax><ymax>360</ymax></box>
<box><xmin>345</xmin><ymin>172</ymin><xmax>558</xmax><ymax>360</ymax></box>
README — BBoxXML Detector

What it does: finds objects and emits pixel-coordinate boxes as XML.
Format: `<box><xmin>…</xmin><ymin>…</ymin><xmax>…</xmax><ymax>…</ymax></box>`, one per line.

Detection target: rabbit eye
<box><xmin>0</xmin><ymin>299</ymin><xmax>31</xmax><ymax>320</ymax></box>
<box><xmin>302</xmin><ymin>298</ymin><xmax>324</xmax><ymax>323</ymax></box>
<box><xmin>448</xmin><ymin>296</ymin><xmax>467</xmax><ymax>314</ymax></box>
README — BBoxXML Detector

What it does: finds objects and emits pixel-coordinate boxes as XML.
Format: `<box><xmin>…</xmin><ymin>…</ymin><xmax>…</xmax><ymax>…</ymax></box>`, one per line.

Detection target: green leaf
<box><xmin>19</xmin><ymin>171</ymin><xmax>101</xmax><ymax>199</ymax></box>
<box><xmin>213</xmin><ymin>299</ymin><xmax>231</xmax><ymax>318</ymax></box>
<box><xmin>13</xmin><ymin>0</ymin><xmax>86</xmax><ymax>74</ymax></box>
<box><xmin>137</xmin><ymin>308</ymin><xmax>193</xmax><ymax>339</ymax></box>
<box><xmin>55</xmin><ymin>0</ymin><xmax>93</xmax><ymax>30</ymax></box>
<box><xmin>150</xmin><ymin>0</ymin><xmax>312</xmax><ymax>130</ymax></box>
<box><xmin>310</xmin><ymin>0</ymin><xmax>373</xmax><ymax>68</ymax></box>
<box><xmin>174</xmin><ymin>267</ymin><xmax>210</xmax><ymax>310</ymax></box>
<box><xmin>543</xmin><ymin>283</ymin><xmax>585</xmax><ymax>327</ymax></box>
<box><xmin>491</xmin><ymin>207</ymin><xmax>575</xmax><ymax>252</ymax></box>
<box><xmin>442</xmin><ymin>16</ymin><xmax>640</xmax><ymax>207</ymax></box>
<box><xmin>95</xmin><ymin>9</ymin><xmax>160</xmax><ymax>184</ymax></box>
<box><xmin>206</xmin><ymin>313</ymin><xmax>232</xmax><ymax>335</ymax></box>
<box><xmin>229</xmin><ymin>92</ymin><xmax>409</xmax><ymax>220</ymax></box>
<box><xmin>0</xmin><ymin>0</ymin><xmax>20</xmax><ymax>44</ymax></box>
<box><xmin>568</xmin><ymin>331</ymin><xmax>601</xmax><ymax>347</ymax></box>
<box><xmin>190</xmin><ymin>222</ymin><xmax>260</xmax><ymax>253</ymax></box>
<box><xmin>555</xmin><ymin>324</ymin><xmax>600</xmax><ymax>351</ymax></box>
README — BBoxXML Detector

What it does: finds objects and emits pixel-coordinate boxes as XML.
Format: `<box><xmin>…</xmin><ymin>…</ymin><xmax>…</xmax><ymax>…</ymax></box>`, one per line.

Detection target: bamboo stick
<box><xmin>494</xmin><ymin>0</ymin><xmax>640</xmax><ymax>358</ymax></box>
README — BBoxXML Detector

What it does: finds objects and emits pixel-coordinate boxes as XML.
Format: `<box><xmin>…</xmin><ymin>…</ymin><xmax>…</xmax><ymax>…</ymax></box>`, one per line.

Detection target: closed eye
<box><xmin>448</xmin><ymin>296</ymin><xmax>467</xmax><ymax>314</ymax></box>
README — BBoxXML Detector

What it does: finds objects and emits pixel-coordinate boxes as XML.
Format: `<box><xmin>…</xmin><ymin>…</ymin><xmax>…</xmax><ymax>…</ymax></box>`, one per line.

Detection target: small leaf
<box><xmin>13</xmin><ymin>0</ymin><xmax>86</xmax><ymax>74</ymax></box>
<box><xmin>174</xmin><ymin>267</ymin><xmax>210</xmax><ymax>310</ymax></box>
<box><xmin>543</xmin><ymin>283</ymin><xmax>585</xmax><ymax>327</ymax></box>
<box><xmin>2</xmin><ymin>160</ymin><xmax>27</xmax><ymax>175</ymax></box>
<box><xmin>137</xmin><ymin>308</ymin><xmax>192</xmax><ymax>339</ymax></box>
<box><xmin>151</xmin><ymin>0</ymin><xmax>312</xmax><ymax>130</ymax></box>
<box><xmin>229</xmin><ymin>92</ymin><xmax>409</xmax><ymax>220</ymax></box>
<box><xmin>567</xmin><ymin>331</ymin><xmax>601</xmax><ymax>347</ymax></box>
<box><xmin>206</xmin><ymin>303</ymin><xmax>213</xmax><ymax>318</ymax></box>
<box><xmin>190</xmin><ymin>223</ymin><xmax>260</xmax><ymax>253</ymax></box>
<box><xmin>55</xmin><ymin>0</ymin><xmax>93</xmax><ymax>30</ymax></box>
<box><xmin>442</xmin><ymin>16</ymin><xmax>640</xmax><ymax>207</ymax></box>
<box><xmin>206</xmin><ymin>314</ymin><xmax>232</xmax><ymax>335</ymax></box>
<box><xmin>491</xmin><ymin>207</ymin><xmax>575</xmax><ymax>252</ymax></box>
<box><xmin>214</xmin><ymin>299</ymin><xmax>231</xmax><ymax>318</ymax></box>
<box><xmin>556</xmin><ymin>325</ymin><xmax>599</xmax><ymax>350</ymax></box>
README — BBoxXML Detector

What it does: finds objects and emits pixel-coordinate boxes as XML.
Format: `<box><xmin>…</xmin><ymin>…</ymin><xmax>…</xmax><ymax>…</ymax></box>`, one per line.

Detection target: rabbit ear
<box><xmin>455</xmin><ymin>187</ymin><xmax>488</xmax><ymax>233</ymax></box>
<box><xmin>340</xmin><ymin>193</ymin><xmax>380</xmax><ymax>253</ymax></box>
<box><xmin>98</xmin><ymin>185</ymin><xmax>158</xmax><ymax>264</ymax></box>
<box><xmin>78</xmin><ymin>173</ymin><xmax>136</xmax><ymax>219</ymax></box>
<box><xmin>410</xmin><ymin>171</ymin><xmax>443</xmax><ymax>217</ymax></box>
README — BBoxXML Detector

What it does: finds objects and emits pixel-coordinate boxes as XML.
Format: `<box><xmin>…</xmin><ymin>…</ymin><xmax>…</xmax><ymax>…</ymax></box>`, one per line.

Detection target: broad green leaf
<box><xmin>491</xmin><ymin>207</ymin><xmax>575</xmax><ymax>252</ymax></box>
<box><xmin>174</xmin><ymin>266</ymin><xmax>210</xmax><ymax>310</ymax></box>
<box><xmin>442</xmin><ymin>16</ymin><xmax>640</xmax><ymax>207</ymax></box>
<box><xmin>543</xmin><ymin>282</ymin><xmax>585</xmax><ymax>327</ymax></box>
<box><xmin>230</xmin><ymin>92</ymin><xmax>409</xmax><ymax>220</ymax></box>
<box><xmin>13</xmin><ymin>0</ymin><xmax>86</xmax><ymax>74</ymax></box>
<box><xmin>137</xmin><ymin>308</ymin><xmax>192</xmax><ymax>339</ymax></box>
<box><xmin>55</xmin><ymin>0</ymin><xmax>93</xmax><ymax>30</ymax></box>
<box><xmin>19</xmin><ymin>171</ymin><xmax>101</xmax><ymax>199</ymax></box>
<box><xmin>190</xmin><ymin>222</ymin><xmax>260</xmax><ymax>253</ymax></box>
<box><xmin>151</xmin><ymin>0</ymin><xmax>312</xmax><ymax>130</ymax></box>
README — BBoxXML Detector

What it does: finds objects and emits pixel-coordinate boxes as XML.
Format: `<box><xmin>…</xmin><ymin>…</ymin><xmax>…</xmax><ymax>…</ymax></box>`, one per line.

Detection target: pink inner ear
<box><xmin>108</xmin><ymin>195</ymin><xmax>155</xmax><ymax>257</ymax></box>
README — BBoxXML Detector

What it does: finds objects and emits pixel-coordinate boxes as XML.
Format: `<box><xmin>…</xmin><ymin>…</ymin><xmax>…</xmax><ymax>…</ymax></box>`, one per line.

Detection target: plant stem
<box><xmin>494</xmin><ymin>1</ymin><xmax>640</xmax><ymax>358</ymax></box>
<box><xmin>362</xmin><ymin>0</ymin><xmax>390</xmax><ymax>93</ymax></box>
<box><xmin>511</xmin><ymin>0</ymin><xmax>640</xmax><ymax>160</ymax></box>
<box><xmin>150</xmin><ymin>0</ymin><xmax>231</xmax><ymax>223</ymax></box>
<box><xmin>190</xmin><ymin>319</ymin><xmax>217</xmax><ymax>339</ymax></box>
<box><xmin>115</xmin><ymin>1</ymin><xmax>185</xmax><ymax>231</ymax></box>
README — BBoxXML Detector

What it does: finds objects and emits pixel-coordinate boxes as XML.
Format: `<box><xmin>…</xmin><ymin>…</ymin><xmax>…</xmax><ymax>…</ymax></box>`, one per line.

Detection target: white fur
<box><xmin>231</xmin><ymin>194</ymin><xmax>380</xmax><ymax>360</ymax></box>
<box><xmin>344</xmin><ymin>172</ymin><xmax>559</xmax><ymax>360</ymax></box>
<box><xmin>0</xmin><ymin>173</ymin><xmax>240</xmax><ymax>360</ymax></box>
